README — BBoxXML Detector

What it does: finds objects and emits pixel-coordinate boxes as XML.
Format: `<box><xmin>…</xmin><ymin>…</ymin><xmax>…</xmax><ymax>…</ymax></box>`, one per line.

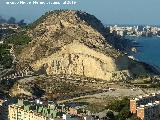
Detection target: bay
<box><xmin>127</xmin><ymin>37</ymin><xmax>160</xmax><ymax>67</ymax></box>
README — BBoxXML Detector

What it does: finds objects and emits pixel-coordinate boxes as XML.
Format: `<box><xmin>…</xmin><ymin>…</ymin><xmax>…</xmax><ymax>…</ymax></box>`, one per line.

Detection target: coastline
<box><xmin>126</xmin><ymin>36</ymin><xmax>160</xmax><ymax>68</ymax></box>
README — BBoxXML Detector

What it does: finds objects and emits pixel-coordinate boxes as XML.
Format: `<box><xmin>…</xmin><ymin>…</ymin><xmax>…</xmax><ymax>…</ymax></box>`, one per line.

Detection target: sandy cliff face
<box><xmin>31</xmin><ymin>42</ymin><xmax>118</xmax><ymax>80</ymax></box>
<box><xmin>17</xmin><ymin>10</ymin><xmax>156</xmax><ymax>81</ymax></box>
<box><xmin>31</xmin><ymin>42</ymin><xmax>149</xmax><ymax>81</ymax></box>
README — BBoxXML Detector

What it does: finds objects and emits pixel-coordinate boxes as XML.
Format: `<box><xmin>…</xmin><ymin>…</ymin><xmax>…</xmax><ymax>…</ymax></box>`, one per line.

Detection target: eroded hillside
<box><xmin>15</xmin><ymin>10</ymin><xmax>157</xmax><ymax>81</ymax></box>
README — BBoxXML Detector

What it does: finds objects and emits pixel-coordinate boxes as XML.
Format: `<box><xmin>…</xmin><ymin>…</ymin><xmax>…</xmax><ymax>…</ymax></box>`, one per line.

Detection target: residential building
<box><xmin>130</xmin><ymin>93</ymin><xmax>160</xmax><ymax>113</ymax></box>
<box><xmin>107</xmin><ymin>25</ymin><xmax>160</xmax><ymax>37</ymax></box>
<box><xmin>1</xmin><ymin>98</ymin><xmax>94</xmax><ymax>120</ymax></box>
<box><xmin>130</xmin><ymin>93</ymin><xmax>160</xmax><ymax>120</ymax></box>
<box><xmin>137</xmin><ymin>101</ymin><xmax>160</xmax><ymax>120</ymax></box>
<box><xmin>8</xmin><ymin>99</ymin><xmax>58</xmax><ymax>120</ymax></box>
<box><xmin>1</xmin><ymin>99</ymin><xmax>16</xmax><ymax>120</ymax></box>
<box><xmin>9</xmin><ymin>104</ymin><xmax>47</xmax><ymax>120</ymax></box>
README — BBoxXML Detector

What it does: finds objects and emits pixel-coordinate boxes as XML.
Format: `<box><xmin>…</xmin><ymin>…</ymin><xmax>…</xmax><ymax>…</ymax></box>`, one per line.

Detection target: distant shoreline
<box><xmin>129</xmin><ymin>37</ymin><xmax>160</xmax><ymax>67</ymax></box>
<box><xmin>126</xmin><ymin>36</ymin><xmax>160</xmax><ymax>39</ymax></box>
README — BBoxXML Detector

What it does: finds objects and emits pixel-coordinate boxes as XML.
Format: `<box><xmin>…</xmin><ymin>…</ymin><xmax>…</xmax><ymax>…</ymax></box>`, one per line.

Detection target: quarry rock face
<box><xmin>17</xmin><ymin>10</ymin><xmax>154</xmax><ymax>81</ymax></box>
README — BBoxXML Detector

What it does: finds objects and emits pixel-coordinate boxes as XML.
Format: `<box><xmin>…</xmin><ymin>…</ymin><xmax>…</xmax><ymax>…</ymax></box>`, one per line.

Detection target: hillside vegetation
<box><xmin>0</xmin><ymin>44</ymin><xmax>12</xmax><ymax>68</ymax></box>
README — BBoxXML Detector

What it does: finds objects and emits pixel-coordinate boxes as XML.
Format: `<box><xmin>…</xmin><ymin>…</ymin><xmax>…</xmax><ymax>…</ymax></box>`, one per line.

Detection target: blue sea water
<box><xmin>127</xmin><ymin>37</ymin><xmax>160</xmax><ymax>67</ymax></box>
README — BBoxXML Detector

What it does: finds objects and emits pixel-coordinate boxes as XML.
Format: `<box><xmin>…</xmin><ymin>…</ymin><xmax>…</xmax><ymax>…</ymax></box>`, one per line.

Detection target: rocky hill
<box><xmin>16</xmin><ymin>10</ymin><xmax>158</xmax><ymax>81</ymax></box>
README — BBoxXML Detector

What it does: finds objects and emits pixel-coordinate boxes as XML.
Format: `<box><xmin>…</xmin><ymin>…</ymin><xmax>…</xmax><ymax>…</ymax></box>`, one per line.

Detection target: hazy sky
<box><xmin>0</xmin><ymin>0</ymin><xmax>160</xmax><ymax>25</ymax></box>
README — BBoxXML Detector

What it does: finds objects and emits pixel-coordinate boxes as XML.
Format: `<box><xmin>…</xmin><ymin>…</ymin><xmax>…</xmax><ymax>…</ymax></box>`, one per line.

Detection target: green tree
<box><xmin>117</xmin><ymin>106</ymin><xmax>132</xmax><ymax>120</ymax></box>
<box><xmin>106</xmin><ymin>97</ymin><xmax>133</xmax><ymax>120</ymax></box>
<box><xmin>0</xmin><ymin>44</ymin><xmax>12</xmax><ymax>68</ymax></box>
<box><xmin>106</xmin><ymin>111</ymin><xmax>116</xmax><ymax>120</ymax></box>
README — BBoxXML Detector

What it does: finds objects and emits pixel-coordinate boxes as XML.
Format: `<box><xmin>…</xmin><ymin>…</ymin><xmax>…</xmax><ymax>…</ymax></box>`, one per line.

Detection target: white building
<box><xmin>0</xmin><ymin>41</ymin><xmax>4</xmax><ymax>44</ymax></box>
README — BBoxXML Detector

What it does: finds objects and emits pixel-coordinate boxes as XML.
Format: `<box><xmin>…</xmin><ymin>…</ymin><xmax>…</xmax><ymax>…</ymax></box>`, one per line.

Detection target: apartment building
<box><xmin>107</xmin><ymin>25</ymin><xmax>160</xmax><ymax>37</ymax></box>
<box><xmin>130</xmin><ymin>93</ymin><xmax>160</xmax><ymax>113</ymax></box>
<box><xmin>9</xmin><ymin>104</ymin><xmax>47</xmax><ymax>120</ymax></box>
<box><xmin>137</xmin><ymin>101</ymin><xmax>160</xmax><ymax>120</ymax></box>
<box><xmin>8</xmin><ymin>99</ymin><xmax>58</xmax><ymax>120</ymax></box>
<box><xmin>3</xmin><ymin>98</ymin><xmax>95</xmax><ymax>120</ymax></box>
<box><xmin>130</xmin><ymin>93</ymin><xmax>160</xmax><ymax>120</ymax></box>
<box><xmin>1</xmin><ymin>99</ymin><xmax>13</xmax><ymax>120</ymax></box>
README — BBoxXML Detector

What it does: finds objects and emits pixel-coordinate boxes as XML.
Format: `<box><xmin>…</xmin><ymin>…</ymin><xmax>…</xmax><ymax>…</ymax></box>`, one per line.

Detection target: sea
<box><xmin>126</xmin><ymin>36</ymin><xmax>160</xmax><ymax>67</ymax></box>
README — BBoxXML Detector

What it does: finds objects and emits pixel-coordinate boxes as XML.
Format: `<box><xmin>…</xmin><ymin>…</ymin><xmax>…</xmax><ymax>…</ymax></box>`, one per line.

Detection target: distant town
<box><xmin>0</xmin><ymin>97</ymin><xmax>94</xmax><ymax>120</ymax></box>
<box><xmin>106</xmin><ymin>25</ymin><xmax>160</xmax><ymax>37</ymax></box>
<box><xmin>1</xmin><ymin>92</ymin><xmax>160</xmax><ymax>120</ymax></box>
<box><xmin>1</xmin><ymin>23</ymin><xmax>160</xmax><ymax>38</ymax></box>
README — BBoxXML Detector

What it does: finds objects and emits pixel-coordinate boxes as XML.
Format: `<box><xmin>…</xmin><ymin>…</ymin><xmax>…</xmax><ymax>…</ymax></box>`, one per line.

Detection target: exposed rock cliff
<box><xmin>16</xmin><ymin>10</ymin><xmax>157</xmax><ymax>81</ymax></box>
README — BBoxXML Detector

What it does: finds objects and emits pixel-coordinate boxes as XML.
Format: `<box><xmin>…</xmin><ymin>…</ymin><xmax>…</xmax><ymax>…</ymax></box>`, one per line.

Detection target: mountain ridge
<box><xmin>14</xmin><ymin>10</ymin><xmax>158</xmax><ymax>81</ymax></box>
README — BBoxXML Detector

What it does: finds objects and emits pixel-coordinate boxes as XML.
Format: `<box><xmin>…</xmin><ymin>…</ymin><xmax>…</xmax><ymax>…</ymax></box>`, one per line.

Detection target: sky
<box><xmin>0</xmin><ymin>0</ymin><xmax>160</xmax><ymax>25</ymax></box>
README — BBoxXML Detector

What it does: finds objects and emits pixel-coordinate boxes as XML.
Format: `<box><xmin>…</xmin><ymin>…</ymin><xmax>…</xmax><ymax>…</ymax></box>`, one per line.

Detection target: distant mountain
<box><xmin>0</xmin><ymin>16</ymin><xmax>26</xmax><ymax>26</ymax></box>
